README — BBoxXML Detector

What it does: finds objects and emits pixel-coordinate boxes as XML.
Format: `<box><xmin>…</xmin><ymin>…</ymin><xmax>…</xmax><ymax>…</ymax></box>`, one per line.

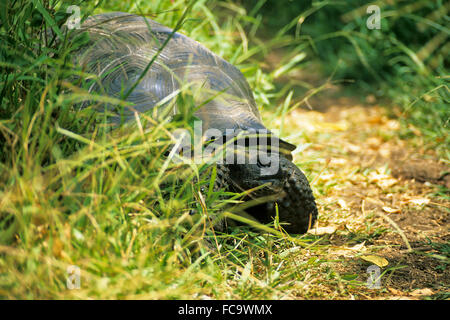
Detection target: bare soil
<box><xmin>272</xmin><ymin>90</ymin><xmax>449</xmax><ymax>299</ymax></box>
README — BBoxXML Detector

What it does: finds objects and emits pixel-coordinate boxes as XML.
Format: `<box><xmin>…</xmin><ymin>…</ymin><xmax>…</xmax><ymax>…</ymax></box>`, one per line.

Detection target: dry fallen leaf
<box><xmin>337</xmin><ymin>199</ymin><xmax>348</xmax><ymax>209</ymax></box>
<box><xmin>386</xmin><ymin>296</ymin><xmax>416</xmax><ymax>300</ymax></box>
<box><xmin>308</xmin><ymin>226</ymin><xmax>337</xmax><ymax>236</ymax></box>
<box><xmin>350</xmin><ymin>242</ymin><xmax>366</xmax><ymax>251</ymax></box>
<box><xmin>408</xmin><ymin>198</ymin><xmax>430</xmax><ymax>206</ymax></box>
<box><xmin>386</xmin><ymin>120</ymin><xmax>400</xmax><ymax>130</ymax></box>
<box><xmin>379</xmin><ymin>145</ymin><xmax>392</xmax><ymax>158</ymax></box>
<box><xmin>382</xmin><ymin>206</ymin><xmax>401</xmax><ymax>214</ymax></box>
<box><xmin>332</xmin><ymin>242</ymin><xmax>366</xmax><ymax>257</ymax></box>
<box><xmin>367</xmin><ymin>137</ymin><xmax>382</xmax><ymax>149</ymax></box>
<box><xmin>388</xmin><ymin>287</ymin><xmax>405</xmax><ymax>296</ymax></box>
<box><xmin>410</xmin><ymin>288</ymin><xmax>434</xmax><ymax>296</ymax></box>
<box><xmin>360</xmin><ymin>255</ymin><xmax>389</xmax><ymax>267</ymax></box>
<box><xmin>345</xmin><ymin>143</ymin><xmax>361</xmax><ymax>153</ymax></box>
<box><xmin>368</xmin><ymin>171</ymin><xmax>390</xmax><ymax>182</ymax></box>
<box><xmin>377</xmin><ymin>178</ymin><xmax>398</xmax><ymax>189</ymax></box>
<box><xmin>368</xmin><ymin>171</ymin><xmax>398</xmax><ymax>188</ymax></box>
<box><xmin>330</xmin><ymin>158</ymin><xmax>348</xmax><ymax>166</ymax></box>
<box><xmin>319</xmin><ymin>122</ymin><xmax>348</xmax><ymax>131</ymax></box>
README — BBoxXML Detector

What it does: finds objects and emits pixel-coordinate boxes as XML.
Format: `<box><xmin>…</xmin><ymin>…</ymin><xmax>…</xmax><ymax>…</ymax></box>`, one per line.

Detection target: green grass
<box><xmin>256</xmin><ymin>0</ymin><xmax>449</xmax><ymax>158</ymax></box>
<box><xmin>0</xmin><ymin>0</ymin><xmax>323</xmax><ymax>299</ymax></box>
<box><xmin>0</xmin><ymin>0</ymin><xmax>447</xmax><ymax>299</ymax></box>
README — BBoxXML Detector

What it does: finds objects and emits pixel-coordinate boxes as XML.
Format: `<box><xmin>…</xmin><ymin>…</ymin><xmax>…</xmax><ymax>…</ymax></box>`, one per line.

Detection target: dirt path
<box><xmin>267</xmin><ymin>92</ymin><xmax>449</xmax><ymax>299</ymax></box>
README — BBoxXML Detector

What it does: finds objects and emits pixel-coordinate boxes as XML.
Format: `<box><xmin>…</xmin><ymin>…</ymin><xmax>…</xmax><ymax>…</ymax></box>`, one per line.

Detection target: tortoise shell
<box><xmin>74</xmin><ymin>12</ymin><xmax>295</xmax><ymax>152</ymax></box>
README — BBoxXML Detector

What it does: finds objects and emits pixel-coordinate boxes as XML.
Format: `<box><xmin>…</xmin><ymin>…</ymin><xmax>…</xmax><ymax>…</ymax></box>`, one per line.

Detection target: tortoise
<box><xmin>72</xmin><ymin>12</ymin><xmax>318</xmax><ymax>234</ymax></box>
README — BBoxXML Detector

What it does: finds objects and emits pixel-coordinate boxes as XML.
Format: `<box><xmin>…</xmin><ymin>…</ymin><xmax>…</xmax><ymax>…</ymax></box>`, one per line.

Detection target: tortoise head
<box><xmin>226</xmin><ymin>153</ymin><xmax>286</xmax><ymax>196</ymax></box>
<box><xmin>225</xmin><ymin>149</ymin><xmax>318</xmax><ymax>234</ymax></box>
